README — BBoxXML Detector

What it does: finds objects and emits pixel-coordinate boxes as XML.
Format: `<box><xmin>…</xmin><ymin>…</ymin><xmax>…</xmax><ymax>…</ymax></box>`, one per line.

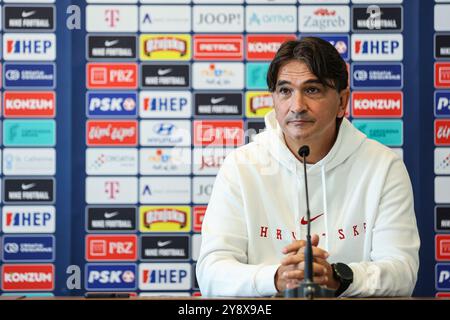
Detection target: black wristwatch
<box><xmin>331</xmin><ymin>263</ymin><xmax>353</xmax><ymax>297</ymax></box>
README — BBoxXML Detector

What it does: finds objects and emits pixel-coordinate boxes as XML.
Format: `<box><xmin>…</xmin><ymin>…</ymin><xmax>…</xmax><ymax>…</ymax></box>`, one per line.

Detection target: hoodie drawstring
<box><xmin>294</xmin><ymin>165</ymin><xmax>301</xmax><ymax>241</ymax></box>
<box><xmin>321</xmin><ymin>165</ymin><xmax>330</xmax><ymax>252</ymax></box>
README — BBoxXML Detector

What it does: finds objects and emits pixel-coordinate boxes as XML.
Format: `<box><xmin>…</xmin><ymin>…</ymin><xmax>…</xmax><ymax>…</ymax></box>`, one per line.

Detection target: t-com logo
<box><xmin>85</xmin><ymin>177</ymin><xmax>138</xmax><ymax>204</ymax></box>
<box><xmin>4</xmin><ymin>34</ymin><xmax>56</xmax><ymax>61</ymax></box>
<box><xmin>193</xmin><ymin>120</ymin><xmax>244</xmax><ymax>146</ymax></box>
<box><xmin>351</xmin><ymin>92</ymin><xmax>403</xmax><ymax>118</ymax></box>
<box><xmin>87</xmin><ymin>63</ymin><xmax>138</xmax><ymax>89</ymax></box>
<box><xmin>85</xmin><ymin>264</ymin><xmax>137</xmax><ymax>291</ymax></box>
<box><xmin>139</xmin><ymin>263</ymin><xmax>191</xmax><ymax>290</ymax></box>
<box><xmin>2</xmin><ymin>206</ymin><xmax>55</xmax><ymax>233</ymax></box>
<box><xmin>1</xmin><ymin>264</ymin><xmax>54</xmax><ymax>291</ymax></box>
<box><xmin>246</xmin><ymin>35</ymin><xmax>296</xmax><ymax>61</ymax></box>
<box><xmin>86</xmin><ymin>5</ymin><xmax>138</xmax><ymax>33</ymax></box>
<box><xmin>4</xmin><ymin>91</ymin><xmax>56</xmax><ymax>117</ymax></box>
<box><xmin>86</xmin><ymin>235</ymin><xmax>137</xmax><ymax>262</ymax></box>
<box><xmin>352</xmin><ymin>34</ymin><xmax>403</xmax><ymax>61</ymax></box>
<box><xmin>86</xmin><ymin>120</ymin><xmax>138</xmax><ymax>146</ymax></box>
<box><xmin>436</xmin><ymin>235</ymin><xmax>450</xmax><ymax>261</ymax></box>
<box><xmin>87</xmin><ymin>92</ymin><xmax>137</xmax><ymax>117</ymax></box>
<box><xmin>436</xmin><ymin>264</ymin><xmax>450</xmax><ymax>291</ymax></box>
<box><xmin>194</xmin><ymin>35</ymin><xmax>243</xmax><ymax>61</ymax></box>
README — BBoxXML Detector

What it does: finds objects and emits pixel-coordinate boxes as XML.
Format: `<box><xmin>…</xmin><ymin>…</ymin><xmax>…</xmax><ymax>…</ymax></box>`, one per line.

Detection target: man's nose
<box><xmin>289</xmin><ymin>91</ymin><xmax>308</xmax><ymax>113</ymax></box>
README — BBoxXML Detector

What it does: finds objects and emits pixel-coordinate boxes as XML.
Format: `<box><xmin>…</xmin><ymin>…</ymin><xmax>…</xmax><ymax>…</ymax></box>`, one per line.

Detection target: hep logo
<box><xmin>105</xmin><ymin>181</ymin><xmax>120</xmax><ymax>200</ymax></box>
<box><xmin>105</xmin><ymin>9</ymin><xmax>120</xmax><ymax>28</ymax></box>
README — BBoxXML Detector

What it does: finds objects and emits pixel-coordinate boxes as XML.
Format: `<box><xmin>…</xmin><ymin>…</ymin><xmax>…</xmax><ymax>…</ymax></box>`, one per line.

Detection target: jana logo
<box><xmin>153</xmin><ymin>123</ymin><xmax>176</xmax><ymax>136</ymax></box>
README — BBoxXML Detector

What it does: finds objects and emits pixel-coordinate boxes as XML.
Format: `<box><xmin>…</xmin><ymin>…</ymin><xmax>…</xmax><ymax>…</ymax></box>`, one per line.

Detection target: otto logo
<box><xmin>435</xmin><ymin>63</ymin><xmax>450</xmax><ymax>88</ymax></box>
<box><xmin>352</xmin><ymin>92</ymin><xmax>403</xmax><ymax>118</ymax></box>
<box><xmin>4</xmin><ymin>34</ymin><xmax>56</xmax><ymax>60</ymax></box>
<box><xmin>435</xmin><ymin>92</ymin><xmax>450</xmax><ymax>117</ymax></box>
<box><xmin>4</xmin><ymin>91</ymin><xmax>56</xmax><ymax>118</ymax></box>
<box><xmin>86</xmin><ymin>235</ymin><xmax>137</xmax><ymax>261</ymax></box>
<box><xmin>352</xmin><ymin>34</ymin><xmax>403</xmax><ymax>61</ymax></box>
<box><xmin>86</xmin><ymin>264</ymin><xmax>137</xmax><ymax>290</ymax></box>
<box><xmin>437</xmin><ymin>235</ymin><xmax>450</xmax><ymax>261</ymax></box>
<box><xmin>246</xmin><ymin>35</ymin><xmax>296</xmax><ymax>61</ymax></box>
<box><xmin>194</xmin><ymin>35</ymin><xmax>243</xmax><ymax>60</ymax></box>
<box><xmin>86</xmin><ymin>120</ymin><xmax>138</xmax><ymax>146</ymax></box>
<box><xmin>139</xmin><ymin>263</ymin><xmax>191</xmax><ymax>290</ymax></box>
<box><xmin>87</xmin><ymin>92</ymin><xmax>137</xmax><ymax>117</ymax></box>
<box><xmin>87</xmin><ymin>63</ymin><xmax>138</xmax><ymax>89</ymax></box>
<box><xmin>2</xmin><ymin>264</ymin><xmax>54</xmax><ymax>291</ymax></box>
<box><xmin>435</xmin><ymin>120</ymin><xmax>450</xmax><ymax>146</ymax></box>
<box><xmin>193</xmin><ymin>206</ymin><xmax>206</xmax><ymax>232</ymax></box>
<box><xmin>193</xmin><ymin>120</ymin><xmax>244</xmax><ymax>146</ymax></box>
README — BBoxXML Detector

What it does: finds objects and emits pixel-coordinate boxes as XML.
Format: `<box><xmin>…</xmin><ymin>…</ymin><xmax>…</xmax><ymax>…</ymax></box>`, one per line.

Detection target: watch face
<box><xmin>335</xmin><ymin>263</ymin><xmax>353</xmax><ymax>281</ymax></box>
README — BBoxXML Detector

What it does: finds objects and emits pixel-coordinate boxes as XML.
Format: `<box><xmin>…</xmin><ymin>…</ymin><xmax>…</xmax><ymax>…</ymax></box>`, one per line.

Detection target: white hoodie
<box><xmin>196</xmin><ymin>110</ymin><xmax>420</xmax><ymax>298</ymax></box>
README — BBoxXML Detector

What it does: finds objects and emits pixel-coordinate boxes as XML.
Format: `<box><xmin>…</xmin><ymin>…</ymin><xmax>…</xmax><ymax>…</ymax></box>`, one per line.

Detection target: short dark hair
<box><xmin>267</xmin><ymin>37</ymin><xmax>348</xmax><ymax>93</ymax></box>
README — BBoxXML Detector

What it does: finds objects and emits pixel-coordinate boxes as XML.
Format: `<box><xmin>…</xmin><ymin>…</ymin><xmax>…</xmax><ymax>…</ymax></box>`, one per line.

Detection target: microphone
<box><xmin>283</xmin><ymin>145</ymin><xmax>335</xmax><ymax>299</ymax></box>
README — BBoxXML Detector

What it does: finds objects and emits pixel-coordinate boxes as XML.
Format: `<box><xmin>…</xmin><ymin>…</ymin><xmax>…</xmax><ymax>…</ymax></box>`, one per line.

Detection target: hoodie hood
<box><xmin>254</xmin><ymin>110</ymin><xmax>367</xmax><ymax>175</ymax></box>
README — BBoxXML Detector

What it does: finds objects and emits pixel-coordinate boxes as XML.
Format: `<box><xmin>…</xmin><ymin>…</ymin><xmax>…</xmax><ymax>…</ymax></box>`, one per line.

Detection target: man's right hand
<box><xmin>275</xmin><ymin>234</ymin><xmax>330</xmax><ymax>292</ymax></box>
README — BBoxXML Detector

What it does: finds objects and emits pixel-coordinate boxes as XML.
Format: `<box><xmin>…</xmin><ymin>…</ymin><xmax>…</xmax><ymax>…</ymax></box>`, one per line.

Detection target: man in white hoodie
<box><xmin>196</xmin><ymin>37</ymin><xmax>420</xmax><ymax>297</ymax></box>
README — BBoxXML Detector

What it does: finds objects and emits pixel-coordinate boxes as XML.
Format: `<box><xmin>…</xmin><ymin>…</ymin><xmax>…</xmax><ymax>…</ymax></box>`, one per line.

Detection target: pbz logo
<box><xmin>435</xmin><ymin>92</ymin><xmax>450</xmax><ymax>117</ymax></box>
<box><xmin>87</xmin><ymin>92</ymin><xmax>137</xmax><ymax>117</ymax></box>
<box><xmin>86</xmin><ymin>264</ymin><xmax>137</xmax><ymax>290</ymax></box>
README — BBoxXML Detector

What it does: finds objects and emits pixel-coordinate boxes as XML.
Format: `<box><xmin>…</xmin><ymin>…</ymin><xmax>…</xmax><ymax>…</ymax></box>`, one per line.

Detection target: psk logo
<box><xmin>153</xmin><ymin>123</ymin><xmax>176</xmax><ymax>136</ymax></box>
<box><xmin>121</xmin><ymin>270</ymin><xmax>135</xmax><ymax>283</ymax></box>
<box><xmin>366</xmin><ymin>5</ymin><xmax>381</xmax><ymax>30</ymax></box>
<box><xmin>334</xmin><ymin>41</ymin><xmax>347</xmax><ymax>55</ymax></box>
<box><xmin>105</xmin><ymin>181</ymin><xmax>120</xmax><ymax>200</ymax></box>
<box><xmin>105</xmin><ymin>9</ymin><xmax>120</xmax><ymax>28</ymax></box>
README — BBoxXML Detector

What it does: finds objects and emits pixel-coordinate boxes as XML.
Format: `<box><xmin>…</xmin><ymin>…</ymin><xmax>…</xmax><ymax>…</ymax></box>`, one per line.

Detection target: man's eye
<box><xmin>279</xmin><ymin>87</ymin><xmax>291</xmax><ymax>95</ymax></box>
<box><xmin>306</xmin><ymin>87</ymin><xmax>320</xmax><ymax>94</ymax></box>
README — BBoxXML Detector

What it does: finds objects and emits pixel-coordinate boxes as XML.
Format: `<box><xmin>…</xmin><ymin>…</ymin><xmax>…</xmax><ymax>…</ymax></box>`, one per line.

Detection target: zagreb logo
<box><xmin>299</xmin><ymin>6</ymin><xmax>350</xmax><ymax>33</ymax></box>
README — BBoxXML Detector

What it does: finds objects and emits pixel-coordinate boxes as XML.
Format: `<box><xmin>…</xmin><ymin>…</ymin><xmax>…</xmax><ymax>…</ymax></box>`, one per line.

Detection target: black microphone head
<box><xmin>298</xmin><ymin>145</ymin><xmax>310</xmax><ymax>158</ymax></box>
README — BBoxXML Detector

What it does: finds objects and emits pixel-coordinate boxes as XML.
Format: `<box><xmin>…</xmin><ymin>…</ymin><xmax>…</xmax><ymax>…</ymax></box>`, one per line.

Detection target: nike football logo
<box><xmin>104</xmin><ymin>40</ymin><xmax>119</xmax><ymax>47</ymax></box>
<box><xmin>300</xmin><ymin>213</ymin><xmax>324</xmax><ymax>225</ymax></box>
<box><xmin>157</xmin><ymin>68</ymin><xmax>172</xmax><ymax>76</ymax></box>
<box><xmin>104</xmin><ymin>211</ymin><xmax>119</xmax><ymax>219</ymax></box>
<box><xmin>22</xmin><ymin>11</ymin><xmax>36</xmax><ymax>18</ymax></box>
<box><xmin>157</xmin><ymin>240</ymin><xmax>171</xmax><ymax>247</ymax></box>
<box><xmin>21</xmin><ymin>183</ymin><xmax>36</xmax><ymax>191</ymax></box>
<box><xmin>211</xmin><ymin>97</ymin><xmax>225</xmax><ymax>104</ymax></box>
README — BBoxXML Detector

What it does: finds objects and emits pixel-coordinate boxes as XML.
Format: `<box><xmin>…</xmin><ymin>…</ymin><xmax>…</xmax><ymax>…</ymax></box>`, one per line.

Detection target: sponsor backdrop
<box><xmin>0</xmin><ymin>0</ymin><xmax>444</xmax><ymax>297</ymax></box>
